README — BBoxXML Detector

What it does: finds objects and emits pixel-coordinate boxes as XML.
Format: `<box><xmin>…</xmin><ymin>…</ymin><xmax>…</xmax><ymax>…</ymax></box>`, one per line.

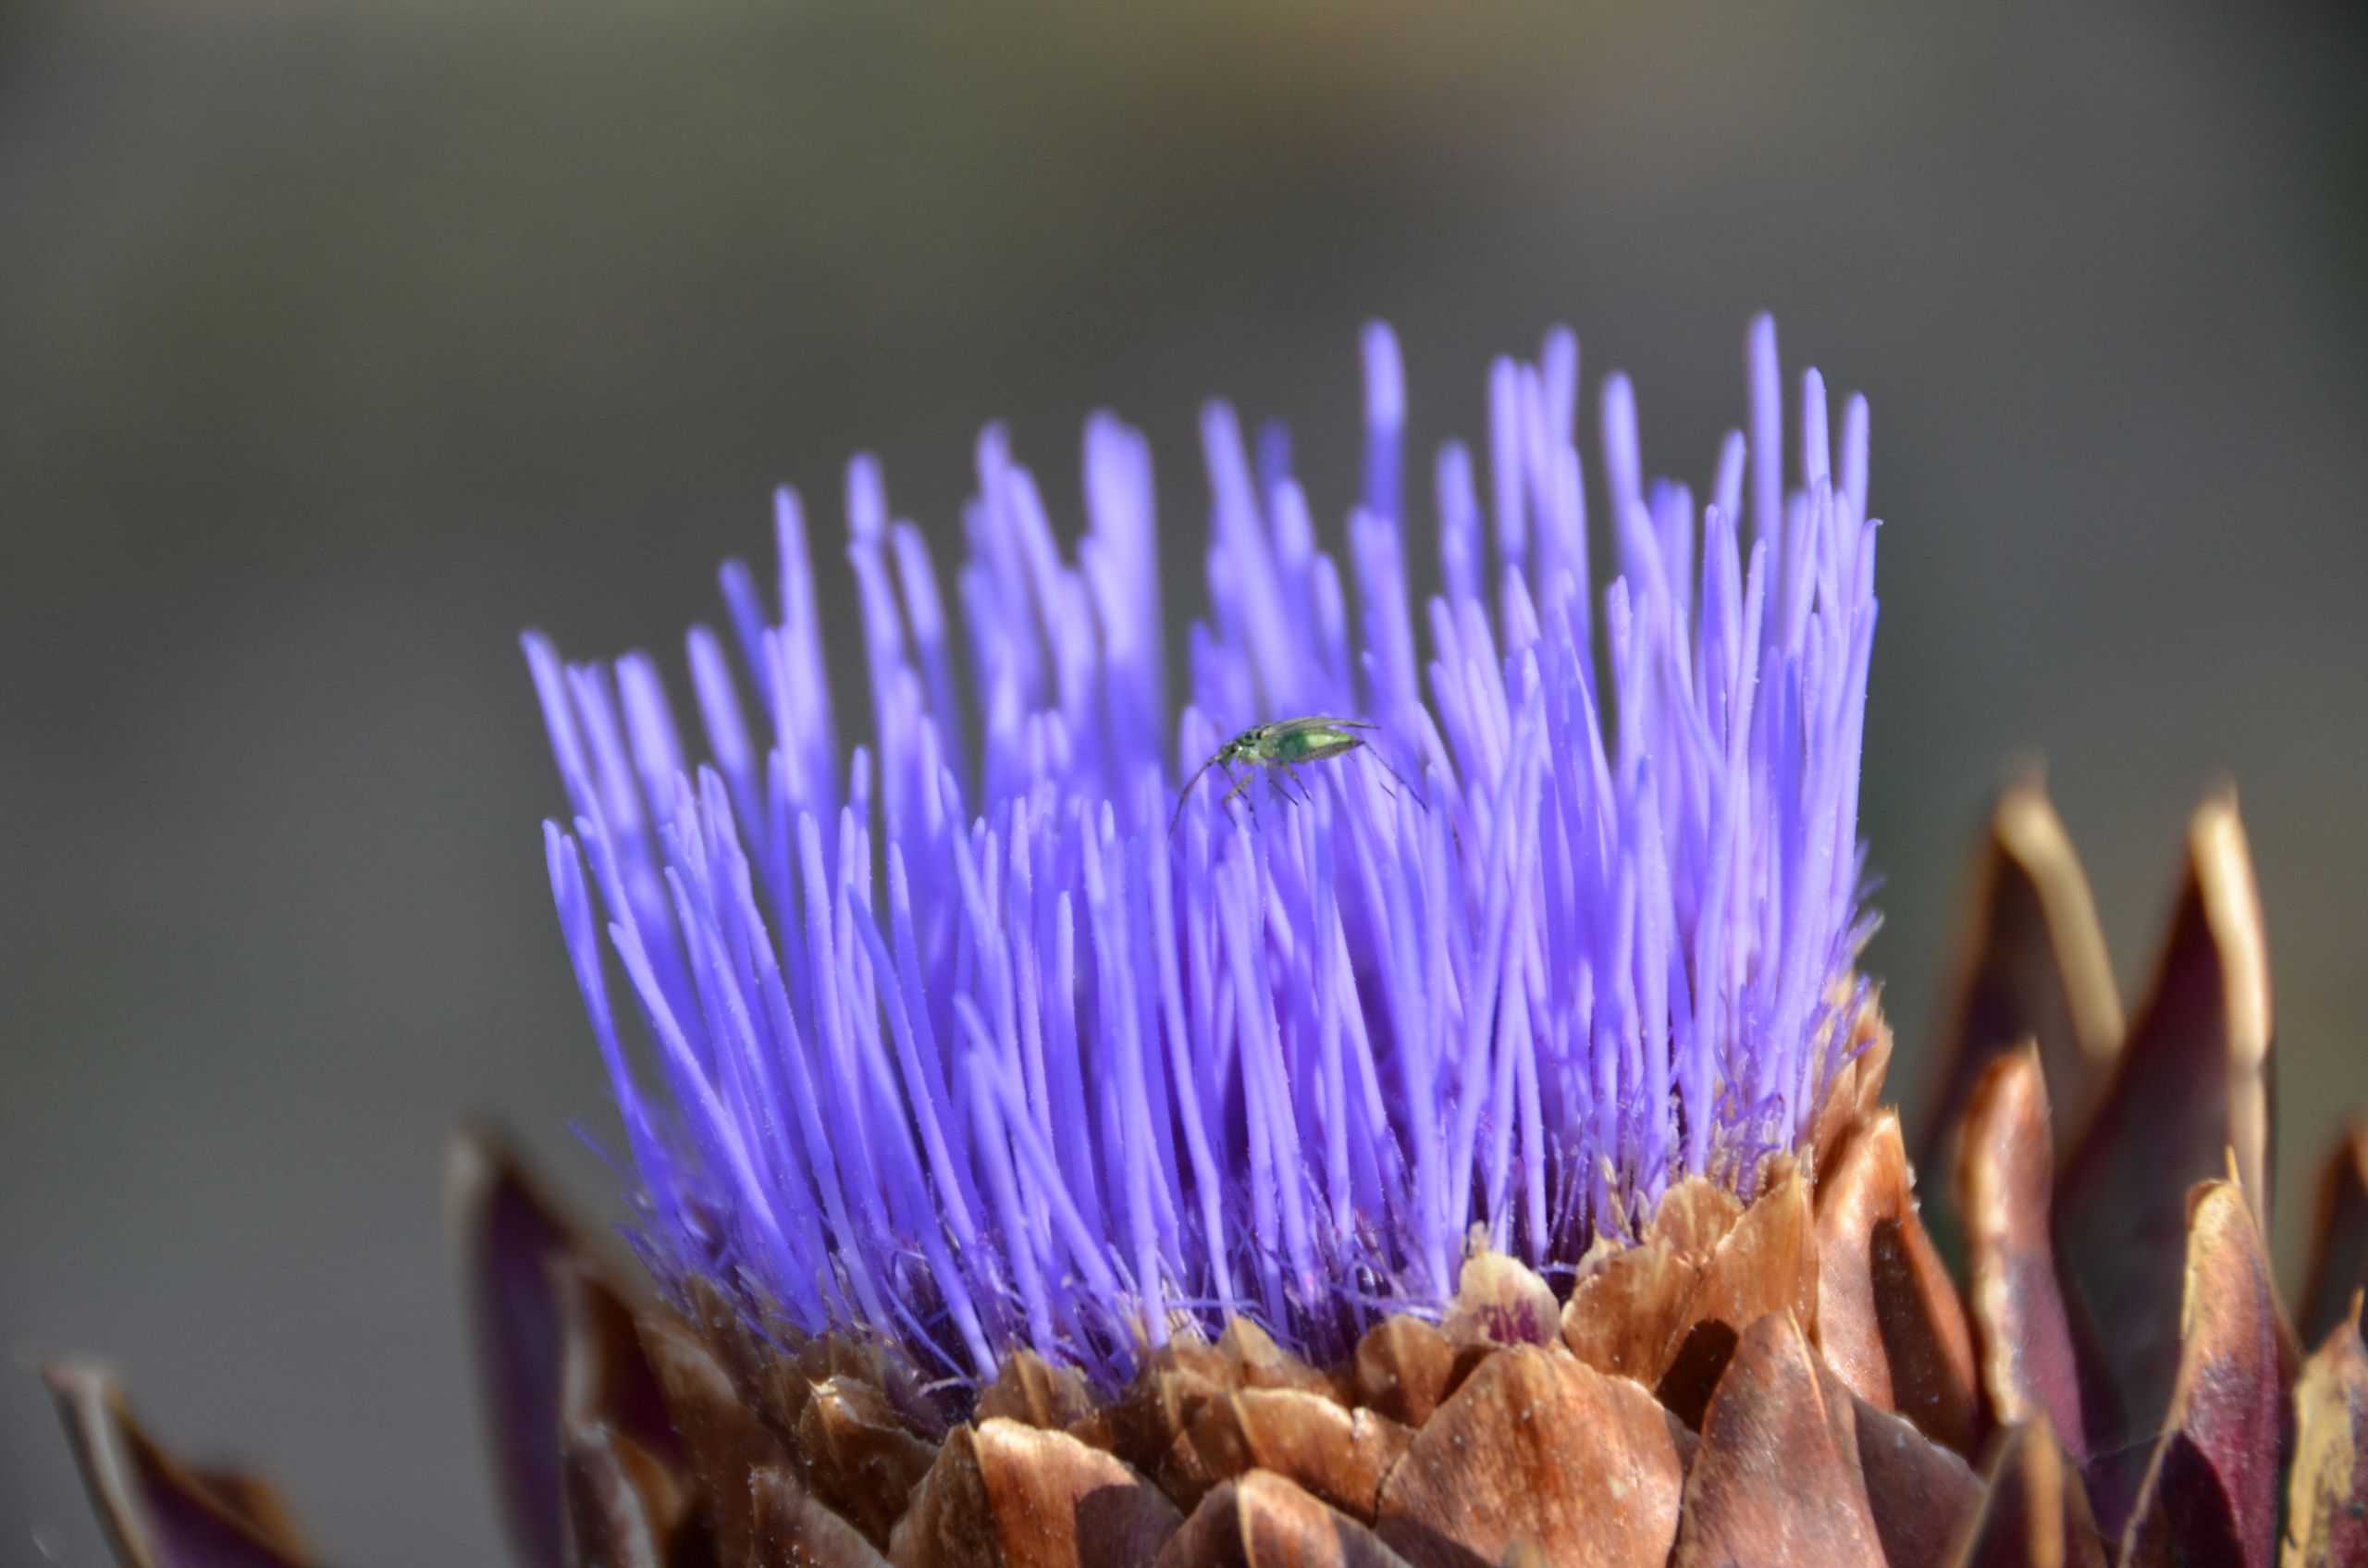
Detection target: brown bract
<box><xmin>43</xmin><ymin>787</ymin><xmax>2368</xmax><ymax>1568</ymax></box>
<box><xmin>562</xmin><ymin>1420</ymin><xmax>690</xmax><ymax>1568</ymax></box>
<box><xmin>2284</xmin><ymin>1304</ymin><xmax>2368</xmax><ymax>1568</ymax></box>
<box><xmin>1814</xmin><ymin>1109</ymin><xmax>1980</xmax><ymax>1451</ymax></box>
<box><xmin>2299</xmin><ymin>1125</ymin><xmax>2368</xmax><ymax>1350</ymax></box>
<box><xmin>1958</xmin><ymin>1046</ymin><xmax>2092</xmax><ymax>1461</ymax></box>
<box><xmin>890</xmin><ymin>1420</ymin><xmax>1183</xmax><ymax>1568</ymax></box>
<box><xmin>1374</xmin><ymin>1344</ymin><xmax>1688</xmax><ymax>1568</ymax></box>
<box><xmin>2054</xmin><ymin>800</ymin><xmax>2274</xmax><ymax>1448</ymax></box>
<box><xmin>1921</xmin><ymin>784</ymin><xmax>2123</xmax><ymax>1176</ymax></box>
<box><xmin>1951</xmin><ymin>1419</ymin><xmax>2110</xmax><ymax>1568</ymax></box>
<box><xmin>1668</xmin><ymin>1312</ymin><xmax>1887</xmax><ymax>1568</ymax></box>
<box><xmin>1155</xmin><ymin>1473</ymin><xmax>1411</xmax><ymax>1568</ymax></box>
<box><xmin>43</xmin><ymin>1363</ymin><xmax>317</xmax><ymax>1568</ymax></box>
<box><xmin>1558</xmin><ymin>1161</ymin><xmax>1819</xmax><ymax>1431</ymax></box>
<box><xmin>2119</xmin><ymin>1177</ymin><xmax>2295</xmax><ymax>1568</ymax></box>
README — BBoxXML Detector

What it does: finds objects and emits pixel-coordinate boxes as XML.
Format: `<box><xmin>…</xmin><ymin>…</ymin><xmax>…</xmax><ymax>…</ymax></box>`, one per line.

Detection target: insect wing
<box><xmin>1267</xmin><ymin>722</ymin><xmax>1366</xmax><ymax>763</ymax></box>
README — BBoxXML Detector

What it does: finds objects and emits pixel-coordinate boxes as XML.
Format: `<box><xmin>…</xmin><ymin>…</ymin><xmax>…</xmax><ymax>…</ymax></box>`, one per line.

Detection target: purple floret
<box><xmin>526</xmin><ymin>315</ymin><xmax>1880</xmax><ymax>1387</ymax></box>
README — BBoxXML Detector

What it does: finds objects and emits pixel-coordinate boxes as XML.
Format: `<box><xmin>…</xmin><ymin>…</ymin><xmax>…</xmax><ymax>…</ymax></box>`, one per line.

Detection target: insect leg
<box><xmin>1216</xmin><ymin>763</ymin><xmax>1258</xmax><ymax>820</ymax></box>
<box><xmin>1363</xmin><ymin>747</ymin><xmax>1424</xmax><ymax>807</ymax></box>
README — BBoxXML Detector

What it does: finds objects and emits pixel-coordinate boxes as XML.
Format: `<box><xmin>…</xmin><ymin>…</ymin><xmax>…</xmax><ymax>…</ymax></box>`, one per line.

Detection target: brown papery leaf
<box><xmin>1654</xmin><ymin>1161</ymin><xmax>1819</xmax><ymax>1428</ymax></box>
<box><xmin>1215</xmin><ymin>1318</ymin><xmax>1341</xmax><ymax>1397</ymax></box>
<box><xmin>449</xmin><ymin>1122</ymin><xmax>656</xmax><ymax>1568</ymax></box>
<box><xmin>1919</xmin><ymin>782</ymin><xmax>2123</xmax><ymax>1176</ymax></box>
<box><xmin>1647</xmin><ymin>1178</ymin><xmax>1748</xmax><ymax>1254</ymax></box>
<box><xmin>1947</xmin><ymin>1419</ymin><xmax>2109</xmax><ymax>1568</ymax></box>
<box><xmin>639</xmin><ymin>1315</ymin><xmax>792</xmax><ymax>1566</ymax></box>
<box><xmin>747</xmin><ymin>1313</ymin><xmax>943</xmax><ymax>1451</ymax></box>
<box><xmin>1374</xmin><ymin>1343</ymin><xmax>1687</xmax><ymax>1568</ymax></box>
<box><xmin>1109</xmin><ymin>1347</ymin><xmax>1251</xmax><ymax>1482</ymax></box>
<box><xmin>1668</xmin><ymin>1312</ymin><xmax>1885</xmax><ymax>1568</ymax></box>
<box><xmin>2280</xmin><ymin>1307</ymin><xmax>2368</xmax><ymax>1568</ymax></box>
<box><xmin>1350</xmin><ymin>1318</ymin><xmax>1457</xmax><ymax>1429</ymax></box>
<box><xmin>1169</xmin><ymin>1389</ymin><xmax>1412</xmax><ymax>1522</ymax></box>
<box><xmin>561</xmin><ymin>1420</ymin><xmax>691</xmax><ymax>1568</ymax></box>
<box><xmin>889</xmin><ymin>1419</ymin><xmax>1181</xmax><ymax>1568</ymax></box>
<box><xmin>43</xmin><ymin>1362</ymin><xmax>317</xmax><ymax>1568</ymax></box>
<box><xmin>179</xmin><ymin>1470</ymin><xmax>311</xmax><ymax>1562</ymax></box>
<box><xmin>2057</xmin><ymin>797</ymin><xmax>2274</xmax><ymax>1445</ymax></box>
<box><xmin>978</xmin><ymin>1351</ymin><xmax>1102</xmax><ymax>1432</ymax></box>
<box><xmin>2298</xmin><ymin>1120</ymin><xmax>2368</xmax><ymax>1350</ymax></box>
<box><xmin>549</xmin><ymin>1262</ymin><xmax>684</xmax><ymax>1472</ymax></box>
<box><xmin>1957</xmin><ymin>1046</ymin><xmax>2093</xmax><ymax>1461</ymax></box>
<box><xmin>1561</xmin><ymin>1234</ymin><xmax>1706</xmax><ymax>1387</ymax></box>
<box><xmin>2120</xmin><ymin>1178</ymin><xmax>2297</xmax><ymax>1568</ymax></box>
<box><xmin>752</xmin><ymin>1467</ymin><xmax>892</xmax><ymax>1568</ymax></box>
<box><xmin>1813</xmin><ymin>1003</ymin><xmax>1896</xmax><ymax>1181</ymax></box>
<box><xmin>1815</xmin><ymin>1108</ymin><xmax>1980</xmax><ymax>1453</ymax></box>
<box><xmin>797</xmin><ymin>1374</ymin><xmax>941</xmax><ymax>1545</ymax></box>
<box><xmin>1844</xmin><ymin>1388</ymin><xmax>1984</xmax><ymax>1568</ymax></box>
<box><xmin>1560</xmin><ymin>1179</ymin><xmax>1740</xmax><ymax>1387</ymax></box>
<box><xmin>1155</xmin><ymin>1472</ymin><xmax>1415</xmax><ymax>1568</ymax></box>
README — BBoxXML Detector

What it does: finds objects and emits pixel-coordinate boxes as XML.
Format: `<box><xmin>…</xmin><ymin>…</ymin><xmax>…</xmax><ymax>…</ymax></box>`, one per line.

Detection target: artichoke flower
<box><xmin>44</xmin><ymin>318</ymin><xmax>2368</xmax><ymax>1568</ymax></box>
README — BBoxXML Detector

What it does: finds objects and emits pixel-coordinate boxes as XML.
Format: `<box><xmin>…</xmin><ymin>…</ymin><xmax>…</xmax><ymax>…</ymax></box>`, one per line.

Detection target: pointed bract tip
<box><xmin>42</xmin><ymin>1360</ymin><xmax>318</xmax><ymax>1568</ymax></box>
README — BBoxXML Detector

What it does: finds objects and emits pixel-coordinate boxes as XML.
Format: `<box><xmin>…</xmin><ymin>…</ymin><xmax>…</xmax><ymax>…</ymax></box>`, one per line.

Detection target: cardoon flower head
<box><xmin>53</xmin><ymin>310</ymin><xmax>2357</xmax><ymax>1568</ymax></box>
<box><xmin>524</xmin><ymin>314</ymin><xmax>1879</xmax><ymax>1389</ymax></box>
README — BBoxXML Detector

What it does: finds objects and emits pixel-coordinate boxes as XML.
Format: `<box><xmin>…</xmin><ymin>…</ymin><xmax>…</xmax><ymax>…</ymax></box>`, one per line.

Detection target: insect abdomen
<box><xmin>1272</xmin><ymin>725</ymin><xmax>1363</xmax><ymax>761</ymax></box>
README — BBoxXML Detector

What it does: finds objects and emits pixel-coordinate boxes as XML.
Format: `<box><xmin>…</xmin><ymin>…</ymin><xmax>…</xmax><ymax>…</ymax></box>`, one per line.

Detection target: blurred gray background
<box><xmin>5</xmin><ymin>1</ymin><xmax>2364</xmax><ymax>1562</ymax></box>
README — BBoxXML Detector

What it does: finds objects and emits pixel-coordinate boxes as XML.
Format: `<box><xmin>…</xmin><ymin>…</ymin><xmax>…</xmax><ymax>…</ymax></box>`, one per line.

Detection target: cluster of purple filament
<box><xmin>528</xmin><ymin>315</ymin><xmax>1879</xmax><ymax>1388</ymax></box>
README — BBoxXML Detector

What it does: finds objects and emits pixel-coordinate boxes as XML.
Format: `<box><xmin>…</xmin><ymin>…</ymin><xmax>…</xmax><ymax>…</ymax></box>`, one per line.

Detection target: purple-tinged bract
<box><xmin>526</xmin><ymin>315</ymin><xmax>1880</xmax><ymax>1389</ymax></box>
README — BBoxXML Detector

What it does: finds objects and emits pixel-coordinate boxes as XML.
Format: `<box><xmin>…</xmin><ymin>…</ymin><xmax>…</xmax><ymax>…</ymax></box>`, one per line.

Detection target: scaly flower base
<box><xmin>46</xmin><ymin>785</ymin><xmax>2368</xmax><ymax>1566</ymax></box>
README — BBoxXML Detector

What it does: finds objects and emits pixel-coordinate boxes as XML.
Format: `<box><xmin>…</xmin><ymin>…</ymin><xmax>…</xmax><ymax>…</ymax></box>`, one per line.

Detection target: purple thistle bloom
<box><xmin>524</xmin><ymin>315</ymin><xmax>1879</xmax><ymax>1389</ymax></box>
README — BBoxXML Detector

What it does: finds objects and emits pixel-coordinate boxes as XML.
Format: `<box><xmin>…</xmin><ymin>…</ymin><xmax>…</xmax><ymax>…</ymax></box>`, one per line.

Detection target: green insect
<box><xmin>1168</xmin><ymin>716</ymin><xmax>1415</xmax><ymax>838</ymax></box>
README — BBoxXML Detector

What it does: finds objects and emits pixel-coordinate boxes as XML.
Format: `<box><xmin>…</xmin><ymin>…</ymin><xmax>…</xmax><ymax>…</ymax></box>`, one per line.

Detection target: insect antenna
<box><xmin>1167</xmin><ymin>750</ymin><xmax>1227</xmax><ymax>841</ymax></box>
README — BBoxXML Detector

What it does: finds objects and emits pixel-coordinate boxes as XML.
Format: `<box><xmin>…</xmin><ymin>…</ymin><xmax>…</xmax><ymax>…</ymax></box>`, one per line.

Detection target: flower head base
<box><xmin>526</xmin><ymin>315</ymin><xmax>1879</xmax><ymax>1388</ymax></box>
